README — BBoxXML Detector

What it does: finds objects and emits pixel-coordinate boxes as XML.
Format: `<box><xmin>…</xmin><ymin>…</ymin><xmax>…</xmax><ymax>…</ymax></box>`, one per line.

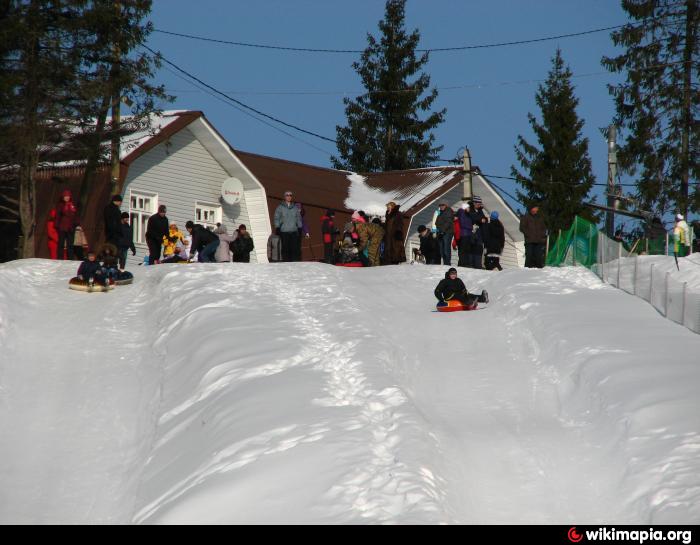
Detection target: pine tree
<box><xmin>602</xmin><ymin>0</ymin><xmax>699</xmax><ymax>217</ymax></box>
<box><xmin>332</xmin><ymin>0</ymin><xmax>445</xmax><ymax>172</ymax></box>
<box><xmin>511</xmin><ymin>49</ymin><xmax>597</xmax><ymax>234</ymax></box>
<box><xmin>0</xmin><ymin>0</ymin><xmax>169</xmax><ymax>258</ymax></box>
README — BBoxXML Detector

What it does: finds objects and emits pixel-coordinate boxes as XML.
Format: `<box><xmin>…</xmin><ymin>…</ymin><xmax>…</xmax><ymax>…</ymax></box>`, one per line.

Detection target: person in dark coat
<box><xmin>232</xmin><ymin>224</ymin><xmax>255</xmax><ymax>263</ymax></box>
<box><xmin>384</xmin><ymin>201</ymin><xmax>406</xmax><ymax>265</ymax></box>
<box><xmin>116</xmin><ymin>212</ymin><xmax>136</xmax><ymax>270</ymax></box>
<box><xmin>185</xmin><ymin>221</ymin><xmax>220</xmax><ymax>263</ymax></box>
<box><xmin>483</xmin><ymin>210</ymin><xmax>505</xmax><ymax>271</ymax></box>
<box><xmin>55</xmin><ymin>189</ymin><xmax>80</xmax><ymax>260</ymax></box>
<box><xmin>434</xmin><ymin>202</ymin><xmax>455</xmax><ymax>265</ymax></box>
<box><xmin>146</xmin><ymin>205</ymin><xmax>169</xmax><ymax>264</ymax></box>
<box><xmin>456</xmin><ymin>203</ymin><xmax>473</xmax><ymax>267</ymax></box>
<box><xmin>320</xmin><ymin>209</ymin><xmax>339</xmax><ymax>264</ymax></box>
<box><xmin>434</xmin><ymin>267</ymin><xmax>489</xmax><ymax>306</ymax></box>
<box><xmin>76</xmin><ymin>251</ymin><xmax>106</xmax><ymax>286</ymax></box>
<box><xmin>467</xmin><ymin>196</ymin><xmax>487</xmax><ymax>269</ymax></box>
<box><xmin>417</xmin><ymin>225</ymin><xmax>440</xmax><ymax>264</ymax></box>
<box><xmin>519</xmin><ymin>204</ymin><xmax>547</xmax><ymax>268</ymax></box>
<box><xmin>104</xmin><ymin>194</ymin><xmax>123</xmax><ymax>246</ymax></box>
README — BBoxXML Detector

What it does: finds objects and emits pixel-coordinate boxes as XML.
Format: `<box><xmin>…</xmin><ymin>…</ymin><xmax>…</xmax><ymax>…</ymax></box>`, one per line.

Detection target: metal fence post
<box><xmin>665</xmin><ymin>233</ymin><xmax>669</xmax><ymax>256</ymax></box>
<box><xmin>681</xmin><ymin>281</ymin><xmax>687</xmax><ymax>327</ymax></box>
<box><xmin>664</xmin><ymin>271</ymin><xmax>670</xmax><ymax>317</ymax></box>
<box><xmin>617</xmin><ymin>241</ymin><xmax>622</xmax><ymax>288</ymax></box>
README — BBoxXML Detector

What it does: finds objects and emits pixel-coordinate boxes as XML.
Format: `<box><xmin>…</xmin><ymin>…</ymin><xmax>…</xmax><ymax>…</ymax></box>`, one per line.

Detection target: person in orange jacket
<box><xmin>47</xmin><ymin>209</ymin><xmax>59</xmax><ymax>259</ymax></box>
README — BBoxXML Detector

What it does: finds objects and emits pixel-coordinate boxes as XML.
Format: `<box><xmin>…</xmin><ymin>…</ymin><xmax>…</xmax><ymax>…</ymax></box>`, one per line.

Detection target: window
<box><xmin>195</xmin><ymin>202</ymin><xmax>222</xmax><ymax>230</ymax></box>
<box><xmin>129</xmin><ymin>190</ymin><xmax>157</xmax><ymax>244</ymax></box>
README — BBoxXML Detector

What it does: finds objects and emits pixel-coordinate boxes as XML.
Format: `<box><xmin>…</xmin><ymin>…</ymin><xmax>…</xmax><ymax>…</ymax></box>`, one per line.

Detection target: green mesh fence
<box><xmin>546</xmin><ymin>216</ymin><xmax>599</xmax><ymax>268</ymax></box>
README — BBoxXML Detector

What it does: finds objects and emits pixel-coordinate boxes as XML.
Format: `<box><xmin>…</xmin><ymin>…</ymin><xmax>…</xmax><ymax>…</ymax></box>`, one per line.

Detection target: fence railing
<box><xmin>591</xmin><ymin>234</ymin><xmax>700</xmax><ymax>334</ymax></box>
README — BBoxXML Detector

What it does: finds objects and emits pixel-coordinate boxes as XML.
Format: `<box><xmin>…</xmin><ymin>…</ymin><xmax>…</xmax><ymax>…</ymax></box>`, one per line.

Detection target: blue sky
<box><xmin>146</xmin><ymin>0</ymin><xmax>628</xmax><ymax>218</ymax></box>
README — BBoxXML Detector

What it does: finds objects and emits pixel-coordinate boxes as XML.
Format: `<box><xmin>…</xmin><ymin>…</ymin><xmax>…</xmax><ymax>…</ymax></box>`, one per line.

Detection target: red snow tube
<box><xmin>436</xmin><ymin>299</ymin><xmax>477</xmax><ymax>312</ymax></box>
<box><xmin>335</xmin><ymin>262</ymin><xmax>364</xmax><ymax>267</ymax></box>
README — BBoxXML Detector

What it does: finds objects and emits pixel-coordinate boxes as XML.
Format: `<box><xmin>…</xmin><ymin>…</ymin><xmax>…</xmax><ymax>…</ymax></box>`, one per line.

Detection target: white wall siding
<box><xmin>123</xmin><ymin>127</ymin><xmax>254</xmax><ymax>264</ymax></box>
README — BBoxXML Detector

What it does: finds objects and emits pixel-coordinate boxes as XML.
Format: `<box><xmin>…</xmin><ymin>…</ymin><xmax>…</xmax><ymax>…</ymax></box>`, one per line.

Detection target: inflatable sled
<box><xmin>335</xmin><ymin>262</ymin><xmax>364</xmax><ymax>267</ymax></box>
<box><xmin>436</xmin><ymin>299</ymin><xmax>478</xmax><ymax>312</ymax></box>
<box><xmin>68</xmin><ymin>277</ymin><xmax>115</xmax><ymax>293</ymax></box>
<box><xmin>115</xmin><ymin>270</ymin><xmax>134</xmax><ymax>285</ymax></box>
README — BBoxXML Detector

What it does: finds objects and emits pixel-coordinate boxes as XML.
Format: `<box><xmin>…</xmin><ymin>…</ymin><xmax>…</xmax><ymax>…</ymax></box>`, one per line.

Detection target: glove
<box><xmin>275</xmin><ymin>228</ymin><xmax>280</xmax><ymax>236</ymax></box>
<box><xmin>131</xmin><ymin>249</ymin><xmax>136</xmax><ymax>256</ymax></box>
<box><xmin>305</xmin><ymin>233</ymin><xmax>310</xmax><ymax>239</ymax></box>
<box><xmin>431</xmin><ymin>227</ymin><xmax>437</xmax><ymax>234</ymax></box>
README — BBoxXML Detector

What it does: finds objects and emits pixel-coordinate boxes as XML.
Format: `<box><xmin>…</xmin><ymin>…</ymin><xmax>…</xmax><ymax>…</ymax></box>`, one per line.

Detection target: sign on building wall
<box><xmin>221</xmin><ymin>177</ymin><xmax>244</xmax><ymax>205</ymax></box>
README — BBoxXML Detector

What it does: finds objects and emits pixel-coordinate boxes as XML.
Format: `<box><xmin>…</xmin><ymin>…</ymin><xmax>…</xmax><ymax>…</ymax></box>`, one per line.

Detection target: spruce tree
<box><xmin>332</xmin><ymin>0</ymin><xmax>445</xmax><ymax>172</ymax></box>
<box><xmin>602</xmin><ymin>0</ymin><xmax>699</xmax><ymax>216</ymax></box>
<box><xmin>511</xmin><ymin>49</ymin><xmax>597</xmax><ymax>234</ymax></box>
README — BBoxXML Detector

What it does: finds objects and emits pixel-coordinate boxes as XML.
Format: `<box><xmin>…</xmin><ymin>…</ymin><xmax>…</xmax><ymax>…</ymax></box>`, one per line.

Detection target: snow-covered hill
<box><xmin>1</xmin><ymin>260</ymin><xmax>699</xmax><ymax>524</ymax></box>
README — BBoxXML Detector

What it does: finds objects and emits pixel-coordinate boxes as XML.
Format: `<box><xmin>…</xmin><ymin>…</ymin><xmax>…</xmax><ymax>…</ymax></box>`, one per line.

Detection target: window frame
<box><xmin>129</xmin><ymin>189</ymin><xmax>158</xmax><ymax>245</ymax></box>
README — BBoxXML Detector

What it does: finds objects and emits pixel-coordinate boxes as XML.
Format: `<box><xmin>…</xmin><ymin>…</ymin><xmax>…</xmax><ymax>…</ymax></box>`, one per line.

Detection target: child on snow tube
<box><xmin>434</xmin><ymin>267</ymin><xmax>488</xmax><ymax>310</ymax></box>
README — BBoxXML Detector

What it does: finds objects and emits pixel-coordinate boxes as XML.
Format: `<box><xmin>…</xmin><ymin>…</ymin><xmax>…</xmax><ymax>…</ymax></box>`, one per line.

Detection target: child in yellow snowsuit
<box><xmin>162</xmin><ymin>224</ymin><xmax>186</xmax><ymax>259</ymax></box>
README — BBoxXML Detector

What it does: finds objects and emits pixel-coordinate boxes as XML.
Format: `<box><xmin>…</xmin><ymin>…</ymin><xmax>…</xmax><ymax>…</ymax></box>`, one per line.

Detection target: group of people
<box><xmin>416</xmin><ymin>196</ymin><xmax>507</xmax><ymax>271</ymax></box>
<box><xmin>141</xmin><ymin>202</ymin><xmax>255</xmax><ymax>265</ymax></box>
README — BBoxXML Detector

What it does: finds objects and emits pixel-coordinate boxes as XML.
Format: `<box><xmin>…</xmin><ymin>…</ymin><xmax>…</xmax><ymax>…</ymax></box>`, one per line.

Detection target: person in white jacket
<box><xmin>214</xmin><ymin>224</ymin><xmax>236</xmax><ymax>263</ymax></box>
<box><xmin>673</xmin><ymin>214</ymin><xmax>692</xmax><ymax>257</ymax></box>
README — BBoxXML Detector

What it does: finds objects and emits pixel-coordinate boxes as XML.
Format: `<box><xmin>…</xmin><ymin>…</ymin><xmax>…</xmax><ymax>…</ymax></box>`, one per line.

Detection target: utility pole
<box><xmin>110</xmin><ymin>1</ymin><xmax>121</xmax><ymax>195</ymax></box>
<box><xmin>462</xmin><ymin>147</ymin><xmax>472</xmax><ymax>201</ymax></box>
<box><xmin>606</xmin><ymin>125</ymin><xmax>617</xmax><ymax>238</ymax></box>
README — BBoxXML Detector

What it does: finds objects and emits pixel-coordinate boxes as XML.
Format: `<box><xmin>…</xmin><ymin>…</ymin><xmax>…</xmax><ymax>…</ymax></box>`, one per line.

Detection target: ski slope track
<box><xmin>0</xmin><ymin>259</ymin><xmax>699</xmax><ymax>524</ymax></box>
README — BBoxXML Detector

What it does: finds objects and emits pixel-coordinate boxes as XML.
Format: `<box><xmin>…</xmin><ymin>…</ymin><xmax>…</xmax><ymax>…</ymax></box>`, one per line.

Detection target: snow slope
<box><xmin>1</xmin><ymin>259</ymin><xmax>699</xmax><ymax>524</ymax></box>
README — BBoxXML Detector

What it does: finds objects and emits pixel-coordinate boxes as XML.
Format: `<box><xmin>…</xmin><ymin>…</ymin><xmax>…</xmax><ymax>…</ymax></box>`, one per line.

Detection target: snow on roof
<box><xmin>117</xmin><ymin>110</ymin><xmax>189</xmax><ymax>160</ymax></box>
<box><xmin>344</xmin><ymin>169</ymin><xmax>459</xmax><ymax>216</ymax></box>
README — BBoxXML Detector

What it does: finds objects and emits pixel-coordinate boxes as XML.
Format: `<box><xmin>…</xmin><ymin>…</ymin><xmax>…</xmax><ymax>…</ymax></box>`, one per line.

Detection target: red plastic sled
<box><xmin>335</xmin><ymin>262</ymin><xmax>364</xmax><ymax>267</ymax></box>
<box><xmin>436</xmin><ymin>299</ymin><xmax>477</xmax><ymax>312</ymax></box>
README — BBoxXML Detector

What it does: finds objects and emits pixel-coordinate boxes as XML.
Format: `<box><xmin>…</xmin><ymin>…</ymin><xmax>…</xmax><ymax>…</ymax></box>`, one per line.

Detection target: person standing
<box><xmin>274</xmin><ymin>190</ymin><xmax>303</xmax><ymax>262</ymax></box>
<box><xmin>673</xmin><ymin>214</ymin><xmax>692</xmax><ymax>257</ymax></box>
<box><xmin>484</xmin><ymin>211</ymin><xmax>505</xmax><ymax>271</ymax></box>
<box><xmin>47</xmin><ymin>209</ymin><xmax>59</xmax><ymax>259</ymax></box>
<box><xmin>320</xmin><ymin>209</ymin><xmax>338</xmax><ymax>264</ymax></box>
<box><xmin>116</xmin><ymin>212</ymin><xmax>136</xmax><ymax>270</ymax></box>
<box><xmin>434</xmin><ymin>202</ymin><xmax>454</xmax><ymax>265</ymax></box>
<box><xmin>213</xmin><ymin>224</ymin><xmax>236</xmax><ymax>263</ymax></box>
<box><xmin>384</xmin><ymin>201</ymin><xmax>406</xmax><ymax>265</ymax></box>
<box><xmin>468</xmin><ymin>197</ymin><xmax>487</xmax><ymax>269</ymax></box>
<box><xmin>55</xmin><ymin>189</ymin><xmax>80</xmax><ymax>260</ymax></box>
<box><xmin>104</xmin><ymin>194</ymin><xmax>123</xmax><ymax>247</ymax></box>
<box><xmin>355</xmin><ymin>219</ymin><xmax>384</xmax><ymax>267</ymax></box>
<box><xmin>146</xmin><ymin>204</ymin><xmax>169</xmax><ymax>264</ymax></box>
<box><xmin>519</xmin><ymin>204</ymin><xmax>547</xmax><ymax>268</ymax></box>
<box><xmin>232</xmin><ymin>224</ymin><xmax>255</xmax><ymax>263</ymax></box>
<box><xmin>456</xmin><ymin>203</ymin><xmax>473</xmax><ymax>267</ymax></box>
<box><xmin>417</xmin><ymin>225</ymin><xmax>440</xmax><ymax>264</ymax></box>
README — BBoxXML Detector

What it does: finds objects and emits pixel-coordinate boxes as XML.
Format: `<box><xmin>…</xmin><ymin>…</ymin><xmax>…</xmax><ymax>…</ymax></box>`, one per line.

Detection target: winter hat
<box><xmin>351</xmin><ymin>211</ymin><xmax>366</xmax><ymax>223</ymax></box>
<box><xmin>325</xmin><ymin>209</ymin><xmax>335</xmax><ymax>217</ymax></box>
<box><xmin>461</xmin><ymin>202</ymin><xmax>470</xmax><ymax>210</ymax></box>
<box><xmin>111</xmin><ymin>194</ymin><xmax>123</xmax><ymax>203</ymax></box>
<box><xmin>447</xmin><ymin>267</ymin><xmax>457</xmax><ymax>275</ymax></box>
<box><xmin>417</xmin><ymin>224</ymin><xmax>427</xmax><ymax>233</ymax></box>
<box><xmin>61</xmin><ymin>189</ymin><xmax>72</xmax><ymax>198</ymax></box>
<box><xmin>185</xmin><ymin>220</ymin><xmax>194</xmax><ymax>230</ymax></box>
<box><xmin>238</xmin><ymin>224</ymin><xmax>247</xmax><ymax>231</ymax></box>
<box><xmin>490</xmin><ymin>210</ymin><xmax>499</xmax><ymax>220</ymax></box>
<box><xmin>121</xmin><ymin>212</ymin><xmax>130</xmax><ymax>220</ymax></box>
<box><xmin>386</xmin><ymin>201</ymin><xmax>397</xmax><ymax>208</ymax></box>
<box><xmin>158</xmin><ymin>205</ymin><xmax>167</xmax><ymax>213</ymax></box>
<box><xmin>676</xmin><ymin>213</ymin><xmax>684</xmax><ymax>221</ymax></box>
<box><xmin>472</xmin><ymin>195</ymin><xmax>483</xmax><ymax>204</ymax></box>
<box><xmin>214</xmin><ymin>224</ymin><xmax>227</xmax><ymax>234</ymax></box>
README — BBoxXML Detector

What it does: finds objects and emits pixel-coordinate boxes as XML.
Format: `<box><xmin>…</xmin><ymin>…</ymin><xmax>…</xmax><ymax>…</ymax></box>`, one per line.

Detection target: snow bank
<box><xmin>0</xmin><ymin>260</ymin><xmax>698</xmax><ymax>524</ymax></box>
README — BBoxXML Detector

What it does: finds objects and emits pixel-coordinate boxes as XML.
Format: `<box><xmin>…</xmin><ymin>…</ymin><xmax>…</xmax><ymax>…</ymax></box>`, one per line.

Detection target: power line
<box><xmin>153</xmin><ymin>23</ymin><xmax>630</xmax><ymax>54</ymax></box>
<box><xmin>158</xmin><ymin>63</ymin><xmax>336</xmax><ymax>157</ymax></box>
<box><xmin>141</xmin><ymin>44</ymin><xmax>337</xmax><ymax>144</ymax></box>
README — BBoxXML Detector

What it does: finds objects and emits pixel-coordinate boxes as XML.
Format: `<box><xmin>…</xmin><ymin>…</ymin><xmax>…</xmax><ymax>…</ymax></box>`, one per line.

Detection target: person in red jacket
<box><xmin>47</xmin><ymin>209</ymin><xmax>59</xmax><ymax>259</ymax></box>
<box><xmin>55</xmin><ymin>189</ymin><xmax>80</xmax><ymax>260</ymax></box>
<box><xmin>320</xmin><ymin>209</ymin><xmax>339</xmax><ymax>264</ymax></box>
